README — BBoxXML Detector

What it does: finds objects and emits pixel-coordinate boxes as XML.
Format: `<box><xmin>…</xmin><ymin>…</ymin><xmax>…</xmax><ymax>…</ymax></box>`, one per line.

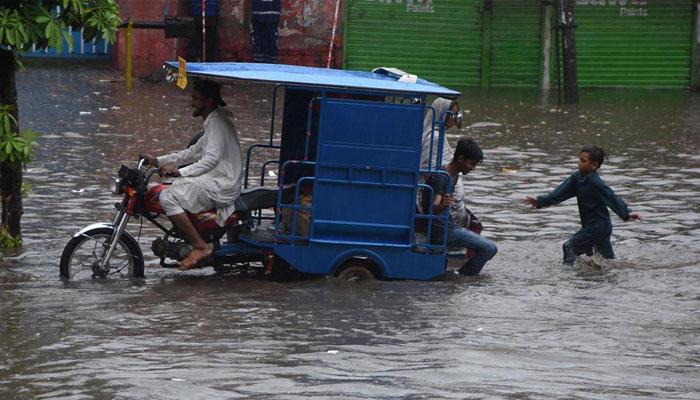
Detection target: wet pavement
<box><xmin>1</xmin><ymin>59</ymin><xmax>699</xmax><ymax>399</ymax></box>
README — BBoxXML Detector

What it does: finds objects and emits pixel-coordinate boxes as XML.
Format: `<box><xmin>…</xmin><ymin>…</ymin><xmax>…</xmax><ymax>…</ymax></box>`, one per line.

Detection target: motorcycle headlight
<box><xmin>109</xmin><ymin>177</ymin><xmax>123</xmax><ymax>195</ymax></box>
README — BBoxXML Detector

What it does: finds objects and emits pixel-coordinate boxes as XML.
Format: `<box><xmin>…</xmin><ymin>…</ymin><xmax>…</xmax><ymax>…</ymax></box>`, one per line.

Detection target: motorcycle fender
<box><xmin>72</xmin><ymin>223</ymin><xmax>144</xmax><ymax>258</ymax></box>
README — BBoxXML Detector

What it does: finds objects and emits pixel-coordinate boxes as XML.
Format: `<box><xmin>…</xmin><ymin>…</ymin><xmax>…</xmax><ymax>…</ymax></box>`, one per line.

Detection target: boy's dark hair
<box><xmin>580</xmin><ymin>145</ymin><xmax>607</xmax><ymax>168</ymax></box>
<box><xmin>454</xmin><ymin>137</ymin><xmax>483</xmax><ymax>163</ymax></box>
<box><xmin>193</xmin><ymin>79</ymin><xmax>226</xmax><ymax>107</ymax></box>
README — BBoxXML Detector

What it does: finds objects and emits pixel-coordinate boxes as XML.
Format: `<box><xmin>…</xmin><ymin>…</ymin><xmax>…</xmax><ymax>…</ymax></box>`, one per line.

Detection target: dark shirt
<box><xmin>422</xmin><ymin>166</ymin><xmax>456</xmax><ymax>235</ymax></box>
<box><xmin>536</xmin><ymin>171</ymin><xmax>631</xmax><ymax>228</ymax></box>
<box><xmin>252</xmin><ymin>0</ymin><xmax>281</xmax><ymax>23</ymax></box>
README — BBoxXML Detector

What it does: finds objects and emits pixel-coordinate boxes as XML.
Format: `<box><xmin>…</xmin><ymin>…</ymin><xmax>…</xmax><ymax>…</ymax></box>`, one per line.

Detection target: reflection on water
<box><xmin>1</xmin><ymin>60</ymin><xmax>698</xmax><ymax>399</ymax></box>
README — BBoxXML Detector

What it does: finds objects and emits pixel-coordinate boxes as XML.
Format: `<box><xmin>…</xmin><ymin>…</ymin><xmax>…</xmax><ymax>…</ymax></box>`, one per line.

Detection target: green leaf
<box><xmin>5</xmin><ymin>141</ymin><xmax>12</xmax><ymax>154</ymax></box>
<box><xmin>6</xmin><ymin>29</ymin><xmax>15</xmax><ymax>45</ymax></box>
<box><xmin>62</xmin><ymin>30</ymin><xmax>73</xmax><ymax>52</ymax></box>
<box><xmin>18</xmin><ymin>25</ymin><xmax>28</xmax><ymax>44</ymax></box>
<box><xmin>36</xmin><ymin>16</ymin><xmax>50</xmax><ymax>23</ymax></box>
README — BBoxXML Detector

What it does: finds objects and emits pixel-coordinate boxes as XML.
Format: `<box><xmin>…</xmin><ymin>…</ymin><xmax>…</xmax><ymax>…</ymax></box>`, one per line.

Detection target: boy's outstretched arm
<box><xmin>598</xmin><ymin>183</ymin><xmax>642</xmax><ymax>222</ymax></box>
<box><xmin>531</xmin><ymin>174</ymin><xmax>577</xmax><ymax>209</ymax></box>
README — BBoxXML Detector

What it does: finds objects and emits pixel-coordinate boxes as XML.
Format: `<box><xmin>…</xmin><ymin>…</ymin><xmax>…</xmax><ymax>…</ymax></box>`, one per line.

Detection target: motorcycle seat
<box><xmin>239</xmin><ymin>183</ymin><xmax>296</xmax><ymax>211</ymax></box>
<box><xmin>189</xmin><ymin>184</ymin><xmax>297</xmax><ymax>231</ymax></box>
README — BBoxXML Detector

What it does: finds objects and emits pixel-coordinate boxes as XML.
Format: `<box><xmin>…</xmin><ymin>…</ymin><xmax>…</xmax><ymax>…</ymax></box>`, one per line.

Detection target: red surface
<box><xmin>112</xmin><ymin>0</ymin><xmax>184</xmax><ymax>76</ymax></box>
<box><xmin>113</xmin><ymin>0</ymin><xmax>344</xmax><ymax>75</ymax></box>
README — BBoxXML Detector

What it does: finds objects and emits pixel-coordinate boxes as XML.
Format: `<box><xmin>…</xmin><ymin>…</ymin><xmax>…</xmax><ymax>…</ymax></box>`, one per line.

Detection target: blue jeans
<box><xmin>435</xmin><ymin>224</ymin><xmax>498</xmax><ymax>276</ymax></box>
<box><xmin>563</xmin><ymin>221</ymin><xmax>614</xmax><ymax>265</ymax></box>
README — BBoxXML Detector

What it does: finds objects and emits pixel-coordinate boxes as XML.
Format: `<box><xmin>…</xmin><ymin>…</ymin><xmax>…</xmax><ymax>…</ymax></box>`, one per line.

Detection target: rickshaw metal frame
<box><xmin>164</xmin><ymin>62</ymin><xmax>461</xmax><ymax>280</ymax></box>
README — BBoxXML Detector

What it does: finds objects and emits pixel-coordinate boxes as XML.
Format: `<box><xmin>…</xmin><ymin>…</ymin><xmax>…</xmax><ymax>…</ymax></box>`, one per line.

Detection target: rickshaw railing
<box><xmin>260</xmin><ymin>92</ymin><xmax>452</xmax><ymax>254</ymax></box>
<box><xmin>244</xmin><ymin>143</ymin><xmax>281</xmax><ymax>189</ymax></box>
<box><xmin>270</xmin><ymin>84</ymin><xmax>282</xmax><ymax>143</ymax></box>
<box><xmin>305</xmin><ymin>97</ymin><xmax>323</xmax><ymax>161</ymax></box>
<box><xmin>274</xmin><ymin>172</ymin><xmax>315</xmax><ymax>246</ymax></box>
<box><xmin>243</xmin><ymin>84</ymin><xmax>283</xmax><ymax>189</ymax></box>
<box><xmin>424</xmin><ymin>106</ymin><xmax>456</xmax><ymax>172</ymax></box>
<box><xmin>414</xmin><ymin>170</ymin><xmax>452</xmax><ymax>254</ymax></box>
<box><xmin>260</xmin><ymin>160</ymin><xmax>281</xmax><ymax>186</ymax></box>
<box><xmin>245</xmin><ymin>159</ymin><xmax>282</xmax><ymax>224</ymax></box>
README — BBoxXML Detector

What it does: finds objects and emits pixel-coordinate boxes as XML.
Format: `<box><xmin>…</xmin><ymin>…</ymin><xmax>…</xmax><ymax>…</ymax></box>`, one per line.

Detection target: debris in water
<box><xmin>470</xmin><ymin>122</ymin><xmax>503</xmax><ymax>128</ymax></box>
<box><xmin>502</xmin><ymin>168</ymin><xmax>519</xmax><ymax>174</ymax></box>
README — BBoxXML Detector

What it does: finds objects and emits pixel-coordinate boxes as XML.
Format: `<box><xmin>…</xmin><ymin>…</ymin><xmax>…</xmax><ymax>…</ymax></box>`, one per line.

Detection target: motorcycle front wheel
<box><xmin>60</xmin><ymin>227</ymin><xmax>144</xmax><ymax>280</ymax></box>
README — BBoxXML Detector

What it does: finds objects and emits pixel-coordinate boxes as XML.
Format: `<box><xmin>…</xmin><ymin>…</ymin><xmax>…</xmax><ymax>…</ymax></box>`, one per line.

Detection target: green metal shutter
<box><xmin>488</xmin><ymin>0</ymin><xmax>543</xmax><ymax>88</ymax></box>
<box><xmin>343</xmin><ymin>0</ymin><xmax>484</xmax><ymax>87</ymax></box>
<box><xmin>574</xmin><ymin>0</ymin><xmax>694</xmax><ymax>88</ymax></box>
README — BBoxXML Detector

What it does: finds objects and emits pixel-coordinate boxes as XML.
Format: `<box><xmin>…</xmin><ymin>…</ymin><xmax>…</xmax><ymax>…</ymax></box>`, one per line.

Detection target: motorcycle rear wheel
<box><xmin>60</xmin><ymin>227</ymin><xmax>144</xmax><ymax>280</ymax></box>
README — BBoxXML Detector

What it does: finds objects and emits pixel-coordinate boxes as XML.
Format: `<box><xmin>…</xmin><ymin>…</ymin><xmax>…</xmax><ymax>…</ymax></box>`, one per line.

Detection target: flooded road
<box><xmin>1</xmin><ymin>60</ymin><xmax>698</xmax><ymax>399</ymax></box>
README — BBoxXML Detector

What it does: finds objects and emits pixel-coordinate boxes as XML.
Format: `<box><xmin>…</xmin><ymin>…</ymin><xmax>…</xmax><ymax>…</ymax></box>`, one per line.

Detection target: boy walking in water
<box><xmin>525</xmin><ymin>145</ymin><xmax>643</xmax><ymax>264</ymax></box>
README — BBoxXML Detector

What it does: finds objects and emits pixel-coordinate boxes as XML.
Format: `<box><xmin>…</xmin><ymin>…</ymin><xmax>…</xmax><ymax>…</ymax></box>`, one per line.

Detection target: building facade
<box><xmin>112</xmin><ymin>0</ymin><xmax>700</xmax><ymax>89</ymax></box>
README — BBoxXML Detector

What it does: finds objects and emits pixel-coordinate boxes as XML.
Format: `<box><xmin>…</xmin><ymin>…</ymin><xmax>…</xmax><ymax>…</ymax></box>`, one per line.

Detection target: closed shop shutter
<box><xmin>343</xmin><ymin>0</ymin><xmax>484</xmax><ymax>87</ymax></box>
<box><xmin>574</xmin><ymin>0</ymin><xmax>694</xmax><ymax>88</ymax></box>
<box><xmin>488</xmin><ymin>0</ymin><xmax>543</xmax><ymax>88</ymax></box>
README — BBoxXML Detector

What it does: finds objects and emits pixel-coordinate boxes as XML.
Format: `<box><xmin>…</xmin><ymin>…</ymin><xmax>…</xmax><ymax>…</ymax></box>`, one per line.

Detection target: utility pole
<box><xmin>560</xmin><ymin>0</ymin><xmax>578</xmax><ymax>104</ymax></box>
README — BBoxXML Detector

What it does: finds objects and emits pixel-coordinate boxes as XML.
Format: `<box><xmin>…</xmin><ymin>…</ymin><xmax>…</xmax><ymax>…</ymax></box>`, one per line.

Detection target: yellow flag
<box><xmin>177</xmin><ymin>57</ymin><xmax>188</xmax><ymax>89</ymax></box>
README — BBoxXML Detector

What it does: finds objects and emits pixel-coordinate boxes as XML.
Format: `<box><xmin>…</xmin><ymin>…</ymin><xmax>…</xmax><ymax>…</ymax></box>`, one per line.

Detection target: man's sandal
<box><xmin>177</xmin><ymin>248</ymin><xmax>213</xmax><ymax>271</ymax></box>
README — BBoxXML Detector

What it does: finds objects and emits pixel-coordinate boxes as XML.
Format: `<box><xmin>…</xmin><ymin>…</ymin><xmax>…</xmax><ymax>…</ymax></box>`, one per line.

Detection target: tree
<box><xmin>0</xmin><ymin>1</ymin><xmax>121</xmax><ymax>246</ymax></box>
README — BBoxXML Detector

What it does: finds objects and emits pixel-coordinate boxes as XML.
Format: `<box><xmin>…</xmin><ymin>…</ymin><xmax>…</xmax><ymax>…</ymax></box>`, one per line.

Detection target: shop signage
<box><xmin>576</xmin><ymin>0</ymin><xmax>648</xmax><ymax>16</ymax></box>
<box><xmin>365</xmin><ymin>0</ymin><xmax>435</xmax><ymax>14</ymax></box>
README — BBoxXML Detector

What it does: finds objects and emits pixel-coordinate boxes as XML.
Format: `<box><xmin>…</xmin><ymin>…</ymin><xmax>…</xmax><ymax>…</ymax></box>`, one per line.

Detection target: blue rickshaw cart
<box><xmin>164</xmin><ymin>62</ymin><xmax>461</xmax><ymax>281</ymax></box>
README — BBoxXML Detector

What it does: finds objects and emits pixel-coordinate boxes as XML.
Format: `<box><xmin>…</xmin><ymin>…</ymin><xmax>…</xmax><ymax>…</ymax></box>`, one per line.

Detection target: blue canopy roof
<box><xmin>164</xmin><ymin>62</ymin><xmax>460</xmax><ymax>98</ymax></box>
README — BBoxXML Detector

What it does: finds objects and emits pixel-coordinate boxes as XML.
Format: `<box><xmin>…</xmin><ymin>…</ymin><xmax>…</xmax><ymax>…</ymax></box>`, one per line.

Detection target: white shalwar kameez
<box><xmin>157</xmin><ymin>107</ymin><xmax>243</xmax><ymax>227</ymax></box>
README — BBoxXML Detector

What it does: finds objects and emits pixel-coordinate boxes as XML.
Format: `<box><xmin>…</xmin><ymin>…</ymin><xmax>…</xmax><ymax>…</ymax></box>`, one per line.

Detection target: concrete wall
<box><xmin>113</xmin><ymin>0</ymin><xmax>344</xmax><ymax>75</ymax></box>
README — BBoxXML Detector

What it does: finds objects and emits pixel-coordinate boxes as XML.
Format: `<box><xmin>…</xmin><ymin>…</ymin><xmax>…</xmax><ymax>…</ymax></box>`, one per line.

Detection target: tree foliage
<box><xmin>0</xmin><ymin>0</ymin><xmax>121</xmax><ymax>55</ymax></box>
<box><xmin>0</xmin><ymin>1</ymin><xmax>121</xmax><ymax>247</ymax></box>
<box><xmin>0</xmin><ymin>105</ymin><xmax>38</xmax><ymax>167</ymax></box>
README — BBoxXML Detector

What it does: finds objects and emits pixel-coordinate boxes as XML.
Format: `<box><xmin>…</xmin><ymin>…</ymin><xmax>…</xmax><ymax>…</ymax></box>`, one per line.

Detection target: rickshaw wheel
<box><xmin>335</xmin><ymin>263</ymin><xmax>378</xmax><ymax>282</ymax></box>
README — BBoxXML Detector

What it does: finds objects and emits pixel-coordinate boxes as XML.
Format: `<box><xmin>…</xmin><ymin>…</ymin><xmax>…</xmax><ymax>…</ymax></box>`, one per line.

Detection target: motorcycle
<box><xmin>59</xmin><ymin>155</ymin><xmax>293</xmax><ymax>280</ymax></box>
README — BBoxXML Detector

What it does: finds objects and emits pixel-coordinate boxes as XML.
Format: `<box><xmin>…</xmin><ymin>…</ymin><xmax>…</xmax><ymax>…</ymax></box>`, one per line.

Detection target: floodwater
<box><xmin>1</xmin><ymin>59</ymin><xmax>698</xmax><ymax>399</ymax></box>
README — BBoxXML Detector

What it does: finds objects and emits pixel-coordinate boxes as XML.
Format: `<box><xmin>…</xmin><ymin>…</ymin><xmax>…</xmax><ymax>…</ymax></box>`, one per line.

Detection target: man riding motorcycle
<box><xmin>144</xmin><ymin>79</ymin><xmax>243</xmax><ymax>270</ymax></box>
